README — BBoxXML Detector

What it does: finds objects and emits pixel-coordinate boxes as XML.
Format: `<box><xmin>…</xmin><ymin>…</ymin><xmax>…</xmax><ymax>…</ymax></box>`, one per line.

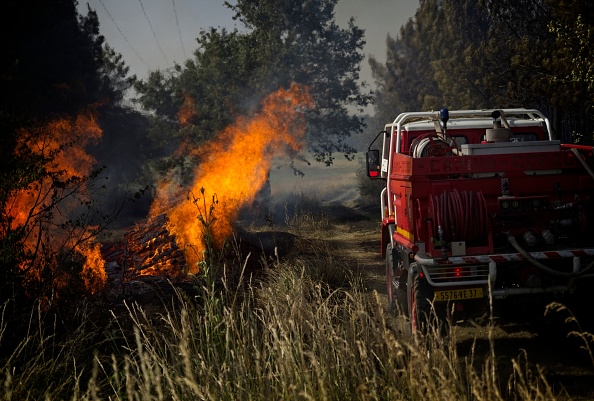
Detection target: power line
<box><xmin>171</xmin><ymin>0</ymin><xmax>188</xmax><ymax>60</ymax></box>
<box><xmin>96</xmin><ymin>0</ymin><xmax>150</xmax><ymax>70</ymax></box>
<box><xmin>137</xmin><ymin>0</ymin><xmax>170</xmax><ymax>64</ymax></box>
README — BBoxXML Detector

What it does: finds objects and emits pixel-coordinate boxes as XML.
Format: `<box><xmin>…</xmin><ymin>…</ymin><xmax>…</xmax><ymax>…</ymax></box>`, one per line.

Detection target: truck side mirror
<box><xmin>366</xmin><ymin>149</ymin><xmax>381</xmax><ymax>179</ymax></box>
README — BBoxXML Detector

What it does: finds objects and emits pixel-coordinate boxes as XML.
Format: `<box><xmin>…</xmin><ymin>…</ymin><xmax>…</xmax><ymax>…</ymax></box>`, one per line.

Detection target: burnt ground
<box><xmin>313</xmin><ymin>203</ymin><xmax>594</xmax><ymax>401</ymax></box>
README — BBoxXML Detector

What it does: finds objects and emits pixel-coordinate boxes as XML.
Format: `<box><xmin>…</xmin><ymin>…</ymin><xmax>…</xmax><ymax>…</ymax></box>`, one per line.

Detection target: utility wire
<box><xmin>137</xmin><ymin>0</ymin><xmax>170</xmax><ymax>64</ymax></box>
<box><xmin>171</xmin><ymin>0</ymin><xmax>188</xmax><ymax>59</ymax></box>
<box><xmin>96</xmin><ymin>0</ymin><xmax>150</xmax><ymax>70</ymax></box>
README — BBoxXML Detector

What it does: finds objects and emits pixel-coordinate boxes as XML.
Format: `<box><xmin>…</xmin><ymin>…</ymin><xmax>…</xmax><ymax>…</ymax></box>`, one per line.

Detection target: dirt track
<box><xmin>320</xmin><ymin>216</ymin><xmax>594</xmax><ymax>400</ymax></box>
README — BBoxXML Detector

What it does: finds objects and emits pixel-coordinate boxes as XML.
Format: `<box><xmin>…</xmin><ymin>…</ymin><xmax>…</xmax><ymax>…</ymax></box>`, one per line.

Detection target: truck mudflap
<box><xmin>413</xmin><ymin>248</ymin><xmax>594</xmax><ymax>300</ymax></box>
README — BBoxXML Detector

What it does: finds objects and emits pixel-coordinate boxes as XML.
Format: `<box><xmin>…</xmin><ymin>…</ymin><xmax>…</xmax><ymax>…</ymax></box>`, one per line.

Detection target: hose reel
<box><xmin>409</xmin><ymin>126</ymin><xmax>459</xmax><ymax>157</ymax></box>
<box><xmin>428</xmin><ymin>189</ymin><xmax>488</xmax><ymax>245</ymax></box>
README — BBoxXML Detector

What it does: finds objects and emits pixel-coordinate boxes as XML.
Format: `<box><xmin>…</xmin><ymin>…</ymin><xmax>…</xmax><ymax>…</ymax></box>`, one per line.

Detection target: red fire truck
<box><xmin>366</xmin><ymin>108</ymin><xmax>594</xmax><ymax>332</ymax></box>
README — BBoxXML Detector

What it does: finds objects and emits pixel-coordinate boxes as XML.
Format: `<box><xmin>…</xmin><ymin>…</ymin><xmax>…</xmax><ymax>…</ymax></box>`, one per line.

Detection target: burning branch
<box><xmin>192</xmin><ymin>188</ymin><xmax>218</xmax><ymax>263</ymax></box>
<box><xmin>151</xmin><ymin>84</ymin><xmax>313</xmax><ymax>273</ymax></box>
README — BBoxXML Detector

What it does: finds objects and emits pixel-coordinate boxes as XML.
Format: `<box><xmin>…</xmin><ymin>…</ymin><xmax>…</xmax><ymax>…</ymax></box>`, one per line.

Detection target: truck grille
<box><xmin>422</xmin><ymin>265</ymin><xmax>490</xmax><ymax>287</ymax></box>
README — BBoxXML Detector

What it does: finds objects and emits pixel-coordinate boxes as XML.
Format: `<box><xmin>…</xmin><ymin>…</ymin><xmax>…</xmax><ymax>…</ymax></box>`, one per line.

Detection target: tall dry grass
<box><xmin>279</xmin><ymin>191</ymin><xmax>332</xmax><ymax>230</ymax></box>
<box><xmin>0</xmin><ymin>199</ymin><xmax>590</xmax><ymax>400</ymax></box>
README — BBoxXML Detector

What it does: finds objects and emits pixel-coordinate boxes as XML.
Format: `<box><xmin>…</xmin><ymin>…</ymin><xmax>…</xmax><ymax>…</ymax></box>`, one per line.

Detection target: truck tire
<box><xmin>406</xmin><ymin>262</ymin><xmax>432</xmax><ymax>333</ymax></box>
<box><xmin>386</xmin><ymin>244</ymin><xmax>407</xmax><ymax>315</ymax></box>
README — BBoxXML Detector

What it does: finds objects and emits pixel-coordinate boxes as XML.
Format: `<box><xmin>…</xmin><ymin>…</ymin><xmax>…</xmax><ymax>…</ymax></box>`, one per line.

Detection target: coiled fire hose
<box><xmin>430</xmin><ymin>190</ymin><xmax>487</xmax><ymax>243</ymax></box>
<box><xmin>507</xmin><ymin>235</ymin><xmax>594</xmax><ymax>278</ymax></box>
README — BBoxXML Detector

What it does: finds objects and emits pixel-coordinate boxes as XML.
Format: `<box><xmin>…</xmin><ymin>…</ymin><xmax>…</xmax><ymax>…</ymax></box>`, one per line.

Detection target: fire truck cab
<box><xmin>367</xmin><ymin>108</ymin><xmax>594</xmax><ymax>332</ymax></box>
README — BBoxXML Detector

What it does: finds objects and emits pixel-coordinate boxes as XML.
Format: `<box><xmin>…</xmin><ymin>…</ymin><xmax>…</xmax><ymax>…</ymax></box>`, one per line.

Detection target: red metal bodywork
<box><xmin>374</xmin><ymin>109</ymin><xmax>594</xmax><ymax>301</ymax></box>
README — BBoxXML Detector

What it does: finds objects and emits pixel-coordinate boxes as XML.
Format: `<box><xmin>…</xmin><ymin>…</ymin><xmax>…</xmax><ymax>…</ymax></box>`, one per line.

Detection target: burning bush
<box><xmin>1</xmin><ymin>111</ymin><xmax>108</xmax><ymax>305</ymax></box>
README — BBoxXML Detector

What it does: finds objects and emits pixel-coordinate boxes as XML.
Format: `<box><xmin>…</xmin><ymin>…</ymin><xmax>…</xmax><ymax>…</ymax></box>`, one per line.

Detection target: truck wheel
<box><xmin>407</xmin><ymin>262</ymin><xmax>432</xmax><ymax>333</ymax></box>
<box><xmin>386</xmin><ymin>244</ymin><xmax>407</xmax><ymax>315</ymax></box>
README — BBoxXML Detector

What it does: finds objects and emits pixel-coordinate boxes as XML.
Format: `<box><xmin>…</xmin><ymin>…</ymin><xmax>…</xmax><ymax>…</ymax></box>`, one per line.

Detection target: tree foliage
<box><xmin>370</xmin><ymin>0</ymin><xmax>594</xmax><ymax>144</ymax></box>
<box><xmin>135</xmin><ymin>0</ymin><xmax>372</xmax><ymax>168</ymax></box>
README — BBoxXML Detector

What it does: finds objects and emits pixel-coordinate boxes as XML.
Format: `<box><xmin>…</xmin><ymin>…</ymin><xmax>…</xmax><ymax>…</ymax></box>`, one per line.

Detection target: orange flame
<box><xmin>178</xmin><ymin>94</ymin><xmax>197</xmax><ymax>127</ymax></box>
<box><xmin>78</xmin><ymin>241</ymin><xmax>107</xmax><ymax>294</ymax></box>
<box><xmin>9</xmin><ymin>113</ymin><xmax>102</xmax><ymax>230</ymax></box>
<box><xmin>152</xmin><ymin>84</ymin><xmax>312</xmax><ymax>272</ymax></box>
<box><xmin>5</xmin><ymin>111</ymin><xmax>107</xmax><ymax>296</ymax></box>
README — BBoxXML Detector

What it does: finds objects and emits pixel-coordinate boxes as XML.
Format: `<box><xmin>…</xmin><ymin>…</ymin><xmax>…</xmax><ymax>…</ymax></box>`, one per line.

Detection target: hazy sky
<box><xmin>76</xmin><ymin>0</ymin><xmax>419</xmax><ymax>86</ymax></box>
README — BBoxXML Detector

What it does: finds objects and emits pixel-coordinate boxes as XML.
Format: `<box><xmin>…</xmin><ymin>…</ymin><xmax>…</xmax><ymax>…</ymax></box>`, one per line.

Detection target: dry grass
<box><xmin>278</xmin><ymin>191</ymin><xmax>332</xmax><ymax>230</ymax></box>
<box><xmin>1</xmin><ymin>197</ymin><xmax>592</xmax><ymax>400</ymax></box>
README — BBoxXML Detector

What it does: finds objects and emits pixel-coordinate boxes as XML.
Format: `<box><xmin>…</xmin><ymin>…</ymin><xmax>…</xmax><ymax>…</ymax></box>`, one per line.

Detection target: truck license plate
<box><xmin>434</xmin><ymin>288</ymin><xmax>483</xmax><ymax>301</ymax></box>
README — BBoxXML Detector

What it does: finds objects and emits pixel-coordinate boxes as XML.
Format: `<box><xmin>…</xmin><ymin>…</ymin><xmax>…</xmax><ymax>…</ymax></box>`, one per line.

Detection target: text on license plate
<box><xmin>434</xmin><ymin>288</ymin><xmax>483</xmax><ymax>302</ymax></box>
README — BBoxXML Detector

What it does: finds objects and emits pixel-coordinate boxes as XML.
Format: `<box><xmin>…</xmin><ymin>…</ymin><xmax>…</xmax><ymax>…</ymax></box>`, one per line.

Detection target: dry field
<box><xmin>310</xmin><ymin>209</ymin><xmax>594</xmax><ymax>401</ymax></box>
<box><xmin>273</xmin><ymin>155</ymin><xmax>594</xmax><ymax>399</ymax></box>
<box><xmin>3</xmin><ymin>161</ymin><xmax>594</xmax><ymax>399</ymax></box>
